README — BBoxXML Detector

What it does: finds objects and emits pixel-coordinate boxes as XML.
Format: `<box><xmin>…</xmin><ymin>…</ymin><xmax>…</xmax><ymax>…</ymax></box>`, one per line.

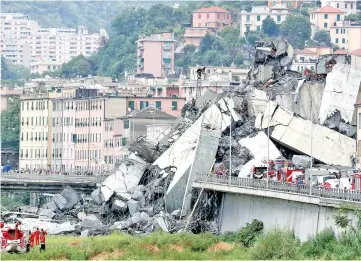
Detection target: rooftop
<box><xmin>332</xmin><ymin>49</ymin><xmax>349</xmax><ymax>54</ymax></box>
<box><xmin>350</xmin><ymin>49</ymin><xmax>361</xmax><ymax>56</ymax></box>
<box><xmin>311</xmin><ymin>6</ymin><xmax>345</xmax><ymax>14</ymax></box>
<box><xmin>193</xmin><ymin>6</ymin><xmax>229</xmax><ymax>13</ymax></box>
<box><xmin>295</xmin><ymin>48</ymin><xmax>317</xmax><ymax>55</ymax></box>
<box><xmin>121</xmin><ymin>107</ymin><xmax>176</xmax><ymax>120</ymax></box>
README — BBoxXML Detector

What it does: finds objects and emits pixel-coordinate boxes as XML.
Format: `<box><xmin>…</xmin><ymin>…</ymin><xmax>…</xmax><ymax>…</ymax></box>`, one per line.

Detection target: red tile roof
<box><xmin>312</xmin><ymin>6</ymin><xmax>345</xmax><ymax>13</ymax></box>
<box><xmin>295</xmin><ymin>48</ymin><xmax>317</xmax><ymax>55</ymax></box>
<box><xmin>194</xmin><ymin>6</ymin><xmax>229</xmax><ymax>13</ymax></box>
<box><xmin>332</xmin><ymin>49</ymin><xmax>348</xmax><ymax>54</ymax></box>
<box><xmin>350</xmin><ymin>49</ymin><xmax>361</xmax><ymax>56</ymax></box>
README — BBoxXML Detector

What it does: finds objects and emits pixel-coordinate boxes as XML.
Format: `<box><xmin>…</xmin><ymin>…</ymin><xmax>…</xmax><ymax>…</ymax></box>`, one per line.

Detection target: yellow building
<box><xmin>330</xmin><ymin>21</ymin><xmax>361</xmax><ymax>52</ymax></box>
<box><xmin>310</xmin><ymin>6</ymin><xmax>345</xmax><ymax>36</ymax></box>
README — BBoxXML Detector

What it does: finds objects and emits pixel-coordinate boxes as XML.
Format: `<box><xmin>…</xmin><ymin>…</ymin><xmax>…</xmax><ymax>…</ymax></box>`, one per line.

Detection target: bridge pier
<box><xmin>29</xmin><ymin>192</ymin><xmax>40</xmax><ymax>207</ymax></box>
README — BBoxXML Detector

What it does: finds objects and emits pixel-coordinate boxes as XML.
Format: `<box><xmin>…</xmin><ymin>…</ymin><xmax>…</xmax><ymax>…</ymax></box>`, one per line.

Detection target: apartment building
<box><xmin>1</xmin><ymin>13</ymin><xmax>108</xmax><ymax>68</ymax></box>
<box><xmin>19</xmin><ymin>89</ymin><xmax>107</xmax><ymax>172</ymax></box>
<box><xmin>136</xmin><ymin>32</ymin><xmax>175</xmax><ymax>78</ymax></box>
<box><xmin>192</xmin><ymin>6</ymin><xmax>232</xmax><ymax>29</ymax></box>
<box><xmin>330</xmin><ymin>21</ymin><xmax>361</xmax><ymax>52</ymax></box>
<box><xmin>310</xmin><ymin>6</ymin><xmax>345</xmax><ymax>35</ymax></box>
<box><xmin>104</xmin><ymin>96</ymin><xmax>185</xmax><ymax>119</ymax></box>
<box><xmin>321</xmin><ymin>0</ymin><xmax>358</xmax><ymax>14</ymax></box>
<box><xmin>240</xmin><ymin>5</ymin><xmax>289</xmax><ymax>37</ymax></box>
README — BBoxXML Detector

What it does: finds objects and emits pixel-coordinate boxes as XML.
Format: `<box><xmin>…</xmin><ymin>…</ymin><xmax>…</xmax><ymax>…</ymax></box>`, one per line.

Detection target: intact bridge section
<box><xmin>193</xmin><ymin>174</ymin><xmax>361</xmax><ymax>242</ymax></box>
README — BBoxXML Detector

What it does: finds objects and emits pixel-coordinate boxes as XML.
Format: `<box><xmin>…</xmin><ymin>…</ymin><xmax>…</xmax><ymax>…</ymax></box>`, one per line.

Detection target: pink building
<box><xmin>192</xmin><ymin>6</ymin><xmax>232</xmax><ymax>29</ymax></box>
<box><xmin>184</xmin><ymin>28</ymin><xmax>216</xmax><ymax>47</ymax></box>
<box><xmin>136</xmin><ymin>32</ymin><xmax>176</xmax><ymax>78</ymax></box>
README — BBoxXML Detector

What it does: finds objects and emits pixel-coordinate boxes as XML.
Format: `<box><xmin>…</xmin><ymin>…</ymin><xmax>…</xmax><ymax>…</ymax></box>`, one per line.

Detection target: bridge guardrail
<box><xmin>195</xmin><ymin>173</ymin><xmax>361</xmax><ymax>202</ymax></box>
<box><xmin>0</xmin><ymin>173</ymin><xmax>107</xmax><ymax>184</ymax></box>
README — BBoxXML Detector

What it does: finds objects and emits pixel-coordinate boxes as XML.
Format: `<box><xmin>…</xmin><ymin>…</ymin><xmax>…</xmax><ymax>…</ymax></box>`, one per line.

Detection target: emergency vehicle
<box><xmin>0</xmin><ymin>222</ymin><xmax>26</xmax><ymax>253</ymax></box>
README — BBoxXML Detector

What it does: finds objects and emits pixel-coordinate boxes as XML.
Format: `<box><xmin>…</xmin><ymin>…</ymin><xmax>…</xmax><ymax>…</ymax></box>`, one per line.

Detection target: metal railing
<box><xmin>195</xmin><ymin>174</ymin><xmax>361</xmax><ymax>202</ymax></box>
<box><xmin>0</xmin><ymin>173</ymin><xmax>107</xmax><ymax>184</ymax></box>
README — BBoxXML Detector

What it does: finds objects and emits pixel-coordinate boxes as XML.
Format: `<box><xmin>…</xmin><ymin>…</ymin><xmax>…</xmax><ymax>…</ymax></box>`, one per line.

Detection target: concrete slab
<box><xmin>319</xmin><ymin>64</ymin><xmax>361</xmax><ymax>124</ymax></box>
<box><xmin>258</xmin><ymin>104</ymin><xmax>355</xmax><ymax>167</ymax></box>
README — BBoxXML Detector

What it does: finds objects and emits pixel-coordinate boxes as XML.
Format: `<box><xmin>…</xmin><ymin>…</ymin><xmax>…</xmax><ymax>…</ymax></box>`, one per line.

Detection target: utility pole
<box><xmin>267</xmin><ymin>97</ymin><xmax>271</xmax><ymax>189</ymax></box>
<box><xmin>309</xmin><ymin>100</ymin><xmax>313</xmax><ymax>195</ymax></box>
<box><xmin>229</xmin><ymin>115</ymin><xmax>232</xmax><ymax>185</ymax></box>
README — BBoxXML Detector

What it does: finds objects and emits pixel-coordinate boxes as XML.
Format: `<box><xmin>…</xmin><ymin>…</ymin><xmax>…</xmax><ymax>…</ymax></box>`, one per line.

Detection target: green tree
<box><xmin>281</xmin><ymin>15</ymin><xmax>311</xmax><ymax>49</ymax></box>
<box><xmin>246</xmin><ymin>32</ymin><xmax>262</xmax><ymax>46</ymax></box>
<box><xmin>262</xmin><ymin>16</ymin><xmax>280</xmax><ymax>37</ymax></box>
<box><xmin>313</xmin><ymin>30</ymin><xmax>331</xmax><ymax>45</ymax></box>
<box><xmin>60</xmin><ymin>55</ymin><xmax>93</xmax><ymax>77</ymax></box>
<box><xmin>200</xmin><ymin>34</ymin><xmax>217</xmax><ymax>54</ymax></box>
<box><xmin>1</xmin><ymin>97</ymin><xmax>20</xmax><ymax>150</ymax></box>
<box><xmin>1</xmin><ymin>56</ymin><xmax>30</xmax><ymax>80</ymax></box>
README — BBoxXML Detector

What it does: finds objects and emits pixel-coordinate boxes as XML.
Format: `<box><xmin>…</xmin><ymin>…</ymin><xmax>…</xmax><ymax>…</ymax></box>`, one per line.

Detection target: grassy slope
<box><xmin>2</xmin><ymin>231</ymin><xmax>249</xmax><ymax>260</ymax></box>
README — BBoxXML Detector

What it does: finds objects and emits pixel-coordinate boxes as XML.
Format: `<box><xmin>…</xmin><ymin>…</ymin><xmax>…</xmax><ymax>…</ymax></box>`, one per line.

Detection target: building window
<box><xmin>156</xmin><ymin>101</ymin><xmax>162</xmax><ymax>110</ymax></box>
<box><xmin>128</xmin><ymin>101</ymin><xmax>134</xmax><ymax>111</ymax></box>
<box><xmin>246</xmin><ymin>15</ymin><xmax>250</xmax><ymax>21</ymax></box>
<box><xmin>324</xmin><ymin>23</ymin><xmax>328</xmax><ymax>28</ymax></box>
<box><xmin>359</xmin><ymin>113</ymin><xmax>361</xmax><ymax>129</ymax></box>
<box><xmin>257</xmin><ymin>15</ymin><xmax>260</xmax><ymax>21</ymax></box>
<box><xmin>351</xmin><ymin>4</ymin><xmax>353</xmax><ymax>9</ymax></box>
<box><xmin>124</xmin><ymin>120</ymin><xmax>129</xmax><ymax>129</ymax></box>
<box><xmin>217</xmin><ymin>14</ymin><xmax>220</xmax><ymax>19</ymax></box>
<box><xmin>336</xmin><ymin>29</ymin><xmax>339</xmax><ymax>34</ymax></box>
<box><xmin>342</xmin><ymin>38</ymin><xmax>345</xmax><ymax>43</ymax></box>
<box><xmin>345</xmin><ymin>4</ymin><xmax>347</xmax><ymax>8</ymax></box>
<box><xmin>140</xmin><ymin>101</ymin><xmax>149</xmax><ymax>109</ymax></box>
<box><xmin>207</xmin><ymin>13</ymin><xmax>209</xmax><ymax>18</ymax></box>
<box><xmin>198</xmin><ymin>13</ymin><xmax>201</xmax><ymax>19</ymax></box>
<box><xmin>246</xmin><ymin>26</ymin><xmax>250</xmax><ymax>32</ymax></box>
<box><xmin>277</xmin><ymin>15</ymin><xmax>281</xmax><ymax>22</ymax></box>
<box><xmin>324</xmin><ymin>14</ymin><xmax>328</xmax><ymax>19</ymax></box>
<box><xmin>336</xmin><ymin>38</ymin><xmax>339</xmax><ymax>43</ymax></box>
<box><xmin>337</xmin><ymin>3</ymin><xmax>339</xmax><ymax>8</ymax></box>
<box><xmin>171</xmin><ymin>101</ymin><xmax>178</xmax><ymax>110</ymax></box>
<box><xmin>337</xmin><ymin>14</ymin><xmax>340</xmax><ymax>21</ymax></box>
<box><xmin>257</xmin><ymin>26</ymin><xmax>261</xmax><ymax>31</ymax></box>
<box><xmin>122</xmin><ymin>137</ymin><xmax>128</xmax><ymax>146</ymax></box>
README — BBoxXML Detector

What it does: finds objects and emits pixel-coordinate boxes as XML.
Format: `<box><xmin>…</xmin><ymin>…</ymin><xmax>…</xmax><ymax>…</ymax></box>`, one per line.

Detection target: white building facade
<box><xmin>1</xmin><ymin>13</ymin><xmax>108</xmax><ymax>71</ymax></box>
<box><xmin>239</xmin><ymin>5</ymin><xmax>289</xmax><ymax>37</ymax></box>
<box><xmin>321</xmin><ymin>0</ymin><xmax>358</xmax><ymax>15</ymax></box>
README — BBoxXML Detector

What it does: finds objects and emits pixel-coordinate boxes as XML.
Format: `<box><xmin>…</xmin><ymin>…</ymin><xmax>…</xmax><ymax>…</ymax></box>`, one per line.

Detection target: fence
<box><xmin>0</xmin><ymin>173</ymin><xmax>107</xmax><ymax>184</ymax></box>
<box><xmin>195</xmin><ymin>173</ymin><xmax>361</xmax><ymax>202</ymax></box>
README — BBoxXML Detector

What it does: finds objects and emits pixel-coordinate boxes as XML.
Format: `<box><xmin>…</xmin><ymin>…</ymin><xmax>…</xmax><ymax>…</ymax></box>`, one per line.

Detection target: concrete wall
<box><xmin>276</xmin><ymin>81</ymin><xmax>325</xmax><ymax>121</ymax></box>
<box><xmin>220</xmin><ymin>193</ymin><xmax>357</xmax><ymax>242</ymax></box>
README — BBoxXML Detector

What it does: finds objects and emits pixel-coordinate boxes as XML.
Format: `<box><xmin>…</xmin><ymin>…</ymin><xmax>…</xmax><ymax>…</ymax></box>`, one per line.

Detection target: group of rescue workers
<box><xmin>26</xmin><ymin>227</ymin><xmax>47</xmax><ymax>252</ymax></box>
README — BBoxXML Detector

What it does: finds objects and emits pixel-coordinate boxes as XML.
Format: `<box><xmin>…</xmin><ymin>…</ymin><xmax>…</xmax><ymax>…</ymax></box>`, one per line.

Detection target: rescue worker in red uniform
<box><xmin>39</xmin><ymin>232</ymin><xmax>46</xmax><ymax>252</ymax></box>
<box><xmin>34</xmin><ymin>228</ymin><xmax>40</xmax><ymax>245</ymax></box>
<box><xmin>29</xmin><ymin>230</ymin><xmax>35</xmax><ymax>247</ymax></box>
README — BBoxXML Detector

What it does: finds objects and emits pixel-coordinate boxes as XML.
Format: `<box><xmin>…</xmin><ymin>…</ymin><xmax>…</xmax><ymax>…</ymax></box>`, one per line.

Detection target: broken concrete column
<box><xmin>91</xmin><ymin>188</ymin><xmax>105</xmax><ymax>205</ymax></box>
<box><xmin>60</xmin><ymin>186</ymin><xmax>81</xmax><ymax>210</ymax></box>
<box><xmin>81</xmin><ymin>214</ymin><xmax>104</xmax><ymax>228</ymax></box>
<box><xmin>38</xmin><ymin>209</ymin><xmax>55</xmax><ymax>220</ymax></box>
<box><xmin>127</xmin><ymin>199</ymin><xmax>140</xmax><ymax>216</ymax></box>
<box><xmin>111</xmin><ymin>199</ymin><xmax>127</xmax><ymax>213</ymax></box>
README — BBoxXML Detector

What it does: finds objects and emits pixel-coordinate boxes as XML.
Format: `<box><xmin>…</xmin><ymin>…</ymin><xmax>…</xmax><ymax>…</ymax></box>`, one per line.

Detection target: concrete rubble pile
<box><xmin>30</xmin><ymin>39</ymin><xmax>360</xmax><ymax>237</ymax></box>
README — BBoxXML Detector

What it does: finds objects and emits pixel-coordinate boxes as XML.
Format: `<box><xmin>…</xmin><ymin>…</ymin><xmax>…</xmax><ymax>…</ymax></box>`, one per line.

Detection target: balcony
<box><xmin>244</xmin><ymin>20</ymin><xmax>252</xmax><ymax>25</ymax></box>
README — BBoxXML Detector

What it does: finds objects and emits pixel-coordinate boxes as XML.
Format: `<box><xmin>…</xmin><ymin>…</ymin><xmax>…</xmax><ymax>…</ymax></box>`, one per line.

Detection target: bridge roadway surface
<box><xmin>0</xmin><ymin>173</ymin><xmax>107</xmax><ymax>193</ymax></box>
<box><xmin>193</xmin><ymin>174</ymin><xmax>361</xmax><ymax>208</ymax></box>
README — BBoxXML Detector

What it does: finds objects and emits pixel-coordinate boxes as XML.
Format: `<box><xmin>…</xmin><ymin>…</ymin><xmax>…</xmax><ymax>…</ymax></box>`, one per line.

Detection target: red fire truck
<box><xmin>0</xmin><ymin>223</ymin><xmax>26</xmax><ymax>253</ymax></box>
